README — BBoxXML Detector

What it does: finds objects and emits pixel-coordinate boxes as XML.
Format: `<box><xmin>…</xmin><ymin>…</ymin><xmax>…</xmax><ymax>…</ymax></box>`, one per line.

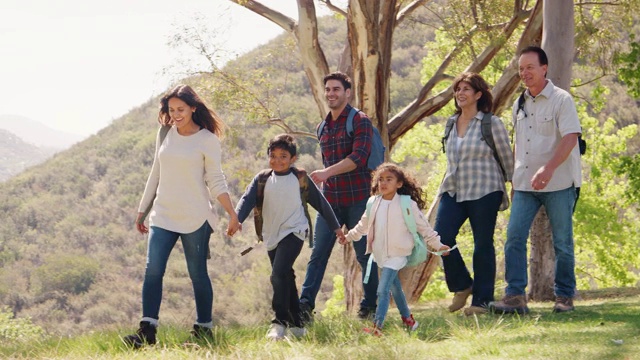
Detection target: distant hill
<box><xmin>0</xmin><ymin>128</ymin><xmax>54</xmax><ymax>181</ymax></box>
<box><xmin>0</xmin><ymin>114</ymin><xmax>85</xmax><ymax>149</ymax></box>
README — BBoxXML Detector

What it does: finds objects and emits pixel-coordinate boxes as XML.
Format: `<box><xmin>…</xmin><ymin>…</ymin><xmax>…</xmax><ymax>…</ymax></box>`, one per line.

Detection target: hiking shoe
<box><xmin>449</xmin><ymin>287</ymin><xmax>472</xmax><ymax>312</ymax></box>
<box><xmin>299</xmin><ymin>302</ymin><xmax>314</xmax><ymax>325</ymax></box>
<box><xmin>357</xmin><ymin>307</ymin><xmax>376</xmax><ymax>320</ymax></box>
<box><xmin>552</xmin><ymin>297</ymin><xmax>575</xmax><ymax>313</ymax></box>
<box><xmin>488</xmin><ymin>294</ymin><xmax>529</xmax><ymax>315</ymax></box>
<box><xmin>123</xmin><ymin>321</ymin><xmax>157</xmax><ymax>348</ymax></box>
<box><xmin>266</xmin><ymin>323</ymin><xmax>286</xmax><ymax>341</ymax></box>
<box><xmin>401</xmin><ymin>314</ymin><xmax>419</xmax><ymax>331</ymax></box>
<box><xmin>363</xmin><ymin>323</ymin><xmax>383</xmax><ymax>337</ymax></box>
<box><xmin>463</xmin><ymin>306</ymin><xmax>488</xmax><ymax>316</ymax></box>
<box><xmin>287</xmin><ymin>326</ymin><xmax>307</xmax><ymax>339</ymax></box>
<box><xmin>190</xmin><ymin>324</ymin><xmax>213</xmax><ymax>340</ymax></box>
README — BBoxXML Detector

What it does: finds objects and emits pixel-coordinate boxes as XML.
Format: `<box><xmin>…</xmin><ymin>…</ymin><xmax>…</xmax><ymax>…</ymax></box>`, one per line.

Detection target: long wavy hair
<box><xmin>158</xmin><ymin>85</ymin><xmax>225</xmax><ymax>137</ymax></box>
<box><xmin>370</xmin><ymin>163</ymin><xmax>426</xmax><ymax>210</ymax></box>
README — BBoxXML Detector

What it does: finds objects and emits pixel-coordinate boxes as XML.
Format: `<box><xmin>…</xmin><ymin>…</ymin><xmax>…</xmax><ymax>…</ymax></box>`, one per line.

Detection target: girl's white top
<box><xmin>138</xmin><ymin>126</ymin><xmax>229</xmax><ymax>233</ymax></box>
<box><xmin>372</xmin><ymin>199</ymin><xmax>408</xmax><ymax>270</ymax></box>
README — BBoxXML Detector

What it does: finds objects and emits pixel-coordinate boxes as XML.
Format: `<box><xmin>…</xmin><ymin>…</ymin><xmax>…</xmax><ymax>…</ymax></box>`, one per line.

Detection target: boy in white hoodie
<box><xmin>340</xmin><ymin>163</ymin><xmax>450</xmax><ymax>335</ymax></box>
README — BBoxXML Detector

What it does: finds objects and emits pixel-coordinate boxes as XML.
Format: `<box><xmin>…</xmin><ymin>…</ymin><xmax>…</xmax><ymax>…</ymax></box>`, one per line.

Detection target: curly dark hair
<box><xmin>370</xmin><ymin>163</ymin><xmax>426</xmax><ymax>209</ymax></box>
<box><xmin>268</xmin><ymin>133</ymin><xmax>297</xmax><ymax>157</ymax></box>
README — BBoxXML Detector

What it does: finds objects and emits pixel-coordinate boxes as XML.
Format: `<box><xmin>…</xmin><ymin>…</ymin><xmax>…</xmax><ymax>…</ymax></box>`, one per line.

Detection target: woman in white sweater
<box><xmin>341</xmin><ymin>163</ymin><xmax>449</xmax><ymax>336</ymax></box>
<box><xmin>124</xmin><ymin>85</ymin><xmax>239</xmax><ymax>348</ymax></box>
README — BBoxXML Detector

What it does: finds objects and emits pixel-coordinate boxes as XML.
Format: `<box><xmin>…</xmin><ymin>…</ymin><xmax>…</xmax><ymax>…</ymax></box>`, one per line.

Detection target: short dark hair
<box><xmin>519</xmin><ymin>46</ymin><xmax>548</xmax><ymax>66</ymax></box>
<box><xmin>452</xmin><ymin>72</ymin><xmax>493</xmax><ymax>114</ymax></box>
<box><xmin>268</xmin><ymin>134</ymin><xmax>297</xmax><ymax>157</ymax></box>
<box><xmin>323</xmin><ymin>71</ymin><xmax>352</xmax><ymax>90</ymax></box>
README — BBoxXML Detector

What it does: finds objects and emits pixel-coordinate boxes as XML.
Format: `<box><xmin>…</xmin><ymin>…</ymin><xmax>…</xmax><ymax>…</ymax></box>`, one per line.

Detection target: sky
<box><xmin>0</xmin><ymin>0</ymin><xmax>329</xmax><ymax>137</ymax></box>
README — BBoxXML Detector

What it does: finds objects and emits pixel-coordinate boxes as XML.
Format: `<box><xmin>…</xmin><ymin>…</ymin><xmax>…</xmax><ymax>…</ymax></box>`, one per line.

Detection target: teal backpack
<box><xmin>362</xmin><ymin>194</ymin><xmax>428</xmax><ymax>284</ymax></box>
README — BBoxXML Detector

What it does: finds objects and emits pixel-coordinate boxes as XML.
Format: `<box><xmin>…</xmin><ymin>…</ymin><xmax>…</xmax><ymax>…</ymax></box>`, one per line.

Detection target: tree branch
<box><xmin>318</xmin><ymin>0</ymin><xmax>347</xmax><ymax>17</ymax></box>
<box><xmin>228</xmin><ymin>0</ymin><xmax>296</xmax><ymax>32</ymax></box>
<box><xmin>397</xmin><ymin>0</ymin><xmax>430</xmax><ymax>24</ymax></box>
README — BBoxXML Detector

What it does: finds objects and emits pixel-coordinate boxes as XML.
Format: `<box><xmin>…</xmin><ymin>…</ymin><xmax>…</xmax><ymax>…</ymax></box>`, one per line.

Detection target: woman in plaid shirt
<box><xmin>435</xmin><ymin>72</ymin><xmax>514</xmax><ymax>316</ymax></box>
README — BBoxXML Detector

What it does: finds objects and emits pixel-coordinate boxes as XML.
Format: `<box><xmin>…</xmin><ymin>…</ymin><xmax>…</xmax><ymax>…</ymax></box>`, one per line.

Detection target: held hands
<box><xmin>335</xmin><ymin>228</ymin><xmax>348</xmax><ymax>245</ymax></box>
<box><xmin>436</xmin><ymin>245</ymin><xmax>451</xmax><ymax>256</ymax></box>
<box><xmin>135</xmin><ymin>212</ymin><xmax>148</xmax><ymax>234</ymax></box>
<box><xmin>226</xmin><ymin>214</ymin><xmax>241</xmax><ymax>237</ymax></box>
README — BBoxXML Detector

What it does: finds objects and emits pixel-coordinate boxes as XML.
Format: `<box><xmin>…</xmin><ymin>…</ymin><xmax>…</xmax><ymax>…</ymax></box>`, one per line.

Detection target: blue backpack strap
<box><xmin>345</xmin><ymin>107</ymin><xmax>359</xmax><ymax>137</ymax></box>
<box><xmin>316</xmin><ymin>120</ymin><xmax>327</xmax><ymax>139</ymax></box>
<box><xmin>400</xmin><ymin>195</ymin><xmax>419</xmax><ymax>239</ymax></box>
<box><xmin>363</xmin><ymin>195</ymin><xmax>379</xmax><ymax>284</ymax></box>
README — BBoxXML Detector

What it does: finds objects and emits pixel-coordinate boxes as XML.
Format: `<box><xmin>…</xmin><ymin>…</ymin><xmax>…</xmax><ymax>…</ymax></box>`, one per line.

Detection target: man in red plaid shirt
<box><xmin>299</xmin><ymin>72</ymin><xmax>378</xmax><ymax>322</ymax></box>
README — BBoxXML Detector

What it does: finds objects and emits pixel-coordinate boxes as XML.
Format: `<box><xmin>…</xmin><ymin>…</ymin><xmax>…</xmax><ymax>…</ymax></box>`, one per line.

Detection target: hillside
<box><xmin>0</xmin><ymin>129</ymin><xmax>54</xmax><ymax>182</ymax></box>
<box><xmin>0</xmin><ymin>12</ymin><xmax>638</xmax><ymax>337</ymax></box>
<box><xmin>0</xmin><ymin>16</ymin><xmax>436</xmax><ymax>335</ymax></box>
<box><xmin>0</xmin><ymin>114</ymin><xmax>85</xmax><ymax>149</ymax></box>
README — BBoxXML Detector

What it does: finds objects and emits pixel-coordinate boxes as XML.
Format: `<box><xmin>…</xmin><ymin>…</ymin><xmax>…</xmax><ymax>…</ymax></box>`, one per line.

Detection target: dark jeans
<box><xmin>142</xmin><ymin>221</ymin><xmax>213</xmax><ymax>323</ymax></box>
<box><xmin>268</xmin><ymin>233</ymin><xmax>304</xmax><ymax>327</ymax></box>
<box><xmin>435</xmin><ymin>191</ymin><xmax>502</xmax><ymax>307</ymax></box>
<box><xmin>300</xmin><ymin>198</ymin><xmax>378</xmax><ymax>311</ymax></box>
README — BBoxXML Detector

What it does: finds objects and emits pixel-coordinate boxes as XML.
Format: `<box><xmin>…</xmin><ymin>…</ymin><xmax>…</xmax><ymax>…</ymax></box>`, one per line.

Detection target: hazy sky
<box><xmin>0</xmin><ymin>0</ymin><xmax>328</xmax><ymax>137</ymax></box>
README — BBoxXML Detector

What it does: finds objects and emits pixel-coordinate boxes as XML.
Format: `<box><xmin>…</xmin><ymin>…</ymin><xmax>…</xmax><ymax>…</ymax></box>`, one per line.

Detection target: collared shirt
<box><xmin>318</xmin><ymin>104</ymin><xmax>373</xmax><ymax>207</ymax></box>
<box><xmin>439</xmin><ymin>111</ymin><xmax>514</xmax><ymax>210</ymax></box>
<box><xmin>511</xmin><ymin>80</ymin><xmax>582</xmax><ymax>192</ymax></box>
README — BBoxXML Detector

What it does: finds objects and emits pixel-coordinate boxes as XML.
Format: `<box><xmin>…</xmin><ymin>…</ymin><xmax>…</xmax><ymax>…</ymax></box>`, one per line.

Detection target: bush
<box><xmin>0</xmin><ymin>306</ymin><xmax>44</xmax><ymax>343</ymax></box>
<box><xmin>32</xmin><ymin>255</ymin><xmax>100</xmax><ymax>295</ymax></box>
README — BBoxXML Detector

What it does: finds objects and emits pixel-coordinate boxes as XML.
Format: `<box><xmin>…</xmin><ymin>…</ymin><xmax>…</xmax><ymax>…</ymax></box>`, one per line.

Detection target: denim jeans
<box><xmin>374</xmin><ymin>267</ymin><xmax>410</xmax><ymax>328</ymax></box>
<box><xmin>435</xmin><ymin>191</ymin><xmax>502</xmax><ymax>307</ymax></box>
<box><xmin>142</xmin><ymin>221</ymin><xmax>213</xmax><ymax>323</ymax></box>
<box><xmin>268</xmin><ymin>233</ymin><xmax>304</xmax><ymax>328</ymax></box>
<box><xmin>505</xmin><ymin>187</ymin><xmax>576</xmax><ymax>298</ymax></box>
<box><xmin>300</xmin><ymin>198</ymin><xmax>378</xmax><ymax>311</ymax></box>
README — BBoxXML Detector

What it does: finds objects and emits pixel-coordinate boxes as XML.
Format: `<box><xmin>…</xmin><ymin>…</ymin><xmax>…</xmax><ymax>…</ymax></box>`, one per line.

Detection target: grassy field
<box><xmin>2</xmin><ymin>288</ymin><xmax>639</xmax><ymax>360</ymax></box>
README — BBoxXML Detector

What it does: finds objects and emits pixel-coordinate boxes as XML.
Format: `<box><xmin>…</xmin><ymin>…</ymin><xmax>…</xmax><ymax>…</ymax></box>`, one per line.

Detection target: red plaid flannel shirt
<box><xmin>317</xmin><ymin>104</ymin><xmax>373</xmax><ymax>207</ymax></box>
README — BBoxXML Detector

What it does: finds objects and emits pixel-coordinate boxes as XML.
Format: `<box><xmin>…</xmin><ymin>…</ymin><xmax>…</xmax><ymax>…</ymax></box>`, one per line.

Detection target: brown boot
<box><xmin>552</xmin><ymin>297</ymin><xmax>575</xmax><ymax>313</ymax></box>
<box><xmin>488</xmin><ymin>294</ymin><xmax>529</xmax><ymax>315</ymax></box>
<box><xmin>448</xmin><ymin>287</ymin><xmax>472</xmax><ymax>312</ymax></box>
<box><xmin>463</xmin><ymin>306</ymin><xmax>488</xmax><ymax>316</ymax></box>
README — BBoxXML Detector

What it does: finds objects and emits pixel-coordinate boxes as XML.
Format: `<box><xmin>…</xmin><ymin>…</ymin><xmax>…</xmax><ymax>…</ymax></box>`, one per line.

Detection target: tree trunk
<box><xmin>529</xmin><ymin>0</ymin><xmax>574</xmax><ymax>301</ymax></box>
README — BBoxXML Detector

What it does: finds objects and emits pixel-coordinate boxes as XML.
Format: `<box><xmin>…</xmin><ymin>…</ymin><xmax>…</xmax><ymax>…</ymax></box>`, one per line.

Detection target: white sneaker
<box><xmin>266</xmin><ymin>323</ymin><xmax>286</xmax><ymax>341</ymax></box>
<box><xmin>287</xmin><ymin>327</ymin><xmax>307</xmax><ymax>339</ymax></box>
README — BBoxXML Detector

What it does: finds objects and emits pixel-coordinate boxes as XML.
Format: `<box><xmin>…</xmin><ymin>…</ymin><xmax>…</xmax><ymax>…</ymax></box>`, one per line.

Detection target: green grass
<box><xmin>2</xmin><ymin>290</ymin><xmax>640</xmax><ymax>360</ymax></box>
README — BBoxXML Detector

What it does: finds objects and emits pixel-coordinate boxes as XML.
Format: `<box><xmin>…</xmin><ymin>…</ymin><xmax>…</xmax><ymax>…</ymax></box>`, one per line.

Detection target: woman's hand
<box><xmin>226</xmin><ymin>214</ymin><xmax>241</xmax><ymax>236</ymax></box>
<box><xmin>135</xmin><ymin>212</ymin><xmax>148</xmax><ymax>234</ymax></box>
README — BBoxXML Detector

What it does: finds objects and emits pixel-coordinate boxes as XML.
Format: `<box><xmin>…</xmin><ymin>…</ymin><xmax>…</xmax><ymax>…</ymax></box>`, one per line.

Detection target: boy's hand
<box><xmin>438</xmin><ymin>245</ymin><xmax>451</xmax><ymax>256</ymax></box>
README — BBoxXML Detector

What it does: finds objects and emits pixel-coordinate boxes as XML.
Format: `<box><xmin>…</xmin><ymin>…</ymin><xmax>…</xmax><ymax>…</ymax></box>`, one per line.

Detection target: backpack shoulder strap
<box><xmin>159</xmin><ymin>125</ymin><xmax>171</xmax><ymax>145</ymax></box>
<box><xmin>441</xmin><ymin>116</ymin><xmax>456</xmax><ymax>153</ymax></box>
<box><xmin>480</xmin><ymin>112</ymin><xmax>507</xmax><ymax>179</ymax></box>
<box><xmin>291</xmin><ymin>167</ymin><xmax>314</xmax><ymax>247</ymax></box>
<box><xmin>316</xmin><ymin>120</ymin><xmax>327</xmax><ymax>140</ymax></box>
<box><xmin>345</xmin><ymin>107</ymin><xmax>359</xmax><ymax>137</ymax></box>
<box><xmin>399</xmin><ymin>195</ymin><xmax>419</xmax><ymax>237</ymax></box>
<box><xmin>253</xmin><ymin>169</ymin><xmax>273</xmax><ymax>242</ymax></box>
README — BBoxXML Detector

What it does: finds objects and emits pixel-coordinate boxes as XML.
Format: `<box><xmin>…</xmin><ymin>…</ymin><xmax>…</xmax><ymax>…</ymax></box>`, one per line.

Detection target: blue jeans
<box><xmin>435</xmin><ymin>191</ymin><xmax>502</xmax><ymax>307</ymax></box>
<box><xmin>142</xmin><ymin>222</ymin><xmax>213</xmax><ymax>323</ymax></box>
<box><xmin>505</xmin><ymin>187</ymin><xmax>576</xmax><ymax>298</ymax></box>
<box><xmin>375</xmin><ymin>267</ymin><xmax>410</xmax><ymax>328</ymax></box>
<box><xmin>300</xmin><ymin>199</ymin><xmax>378</xmax><ymax>310</ymax></box>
